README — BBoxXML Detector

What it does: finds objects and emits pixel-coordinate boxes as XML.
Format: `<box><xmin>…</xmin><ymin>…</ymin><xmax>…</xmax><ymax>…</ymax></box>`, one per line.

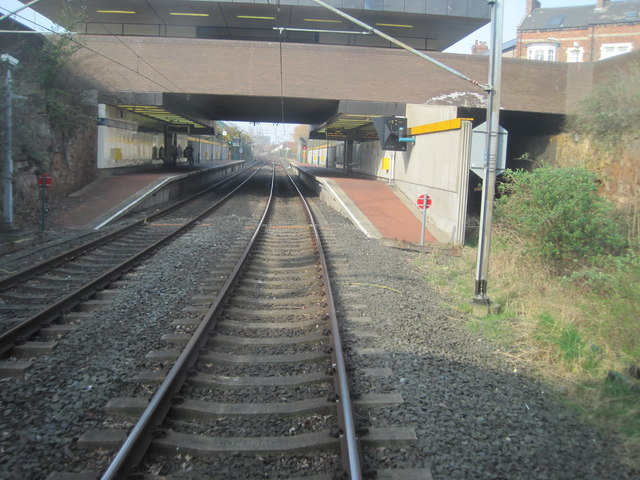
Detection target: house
<box><xmin>469</xmin><ymin>38</ymin><xmax>516</xmax><ymax>57</ymax></box>
<box><xmin>516</xmin><ymin>0</ymin><xmax>640</xmax><ymax>62</ymax></box>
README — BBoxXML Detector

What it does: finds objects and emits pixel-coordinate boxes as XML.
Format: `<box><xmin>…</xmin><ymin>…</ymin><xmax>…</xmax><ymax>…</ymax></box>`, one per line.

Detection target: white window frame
<box><xmin>566</xmin><ymin>46</ymin><xmax>584</xmax><ymax>63</ymax></box>
<box><xmin>526</xmin><ymin>42</ymin><xmax>558</xmax><ymax>61</ymax></box>
<box><xmin>600</xmin><ymin>42</ymin><xmax>632</xmax><ymax>60</ymax></box>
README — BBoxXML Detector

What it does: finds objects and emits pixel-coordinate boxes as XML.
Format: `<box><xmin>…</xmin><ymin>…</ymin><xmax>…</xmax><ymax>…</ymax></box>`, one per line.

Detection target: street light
<box><xmin>1</xmin><ymin>53</ymin><xmax>19</xmax><ymax>230</ymax></box>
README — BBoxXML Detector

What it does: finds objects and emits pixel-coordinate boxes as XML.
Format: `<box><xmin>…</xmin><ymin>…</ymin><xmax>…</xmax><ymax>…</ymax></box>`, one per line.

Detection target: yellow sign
<box><xmin>382</xmin><ymin>157</ymin><xmax>390</xmax><ymax>170</ymax></box>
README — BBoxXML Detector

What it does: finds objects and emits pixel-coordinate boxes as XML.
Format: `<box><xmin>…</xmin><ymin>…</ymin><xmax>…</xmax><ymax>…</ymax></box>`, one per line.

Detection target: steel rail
<box><xmin>0</xmin><ymin>165</ymin><xmax>258</xmax><ymax>291</ymax></box>
<box><xmin>100</xmin><ymin>167</ymin><xmax>277</xmax><ymax>479</ymax></box>
<box><xmin>285</xmin><ymin>165</ymin><xmax>363</xmax><ymax>479</ymax></box>
<box><xmin>0</xmin><ymin>167</ymin><xmax>263</xmax><ymax>358</ymax></box>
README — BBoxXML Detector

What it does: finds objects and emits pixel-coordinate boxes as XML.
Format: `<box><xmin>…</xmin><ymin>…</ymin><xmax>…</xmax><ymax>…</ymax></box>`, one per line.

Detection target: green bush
<box><xmin>495</xmin><ymin>166</ymin><xmax>627</xmax><ymax>268</ymax></box>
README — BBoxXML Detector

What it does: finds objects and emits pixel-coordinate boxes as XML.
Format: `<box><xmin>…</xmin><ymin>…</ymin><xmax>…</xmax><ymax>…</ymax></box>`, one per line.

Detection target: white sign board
<box><xmin>470</xmin><ymin>122</ymin><xmax>508</xmax><ymax>181</ymax></box>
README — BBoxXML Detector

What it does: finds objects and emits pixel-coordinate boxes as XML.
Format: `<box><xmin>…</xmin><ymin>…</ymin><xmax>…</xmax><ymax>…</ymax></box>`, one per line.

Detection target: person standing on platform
<box><xmin>184</xmin><ymin>144</ymin><xmax>194</xmax><ymax>166</ymax></box>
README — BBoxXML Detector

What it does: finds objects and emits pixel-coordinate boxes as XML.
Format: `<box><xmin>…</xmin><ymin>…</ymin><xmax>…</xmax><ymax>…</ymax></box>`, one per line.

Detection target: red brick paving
<box><xmin>54</xmin><ymin>173</ymin><xmax>170</xmax><ymax>228</ymax></box>
<box><xmin>54</xmin><ymin>167</ymin><xmax>438</xmax><ymax>244</ymax></box>
<box><xmin>331</xmin><ymin>177</ymin><xmax>437</xmax><ymax>244</ymax></box>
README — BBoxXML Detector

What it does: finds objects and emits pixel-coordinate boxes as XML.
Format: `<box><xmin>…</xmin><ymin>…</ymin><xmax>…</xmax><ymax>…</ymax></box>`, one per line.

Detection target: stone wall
<box><xmin>13</xmin><ymin>124</ymin><xmax>97</xmax><ymax>229</ymax></box>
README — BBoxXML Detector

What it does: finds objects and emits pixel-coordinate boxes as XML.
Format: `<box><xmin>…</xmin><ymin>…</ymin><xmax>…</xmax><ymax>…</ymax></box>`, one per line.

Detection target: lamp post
<box><xmin>1</xmin><ymin>53</ymin><xmax>19</xmax><ymax>231</ymax></box>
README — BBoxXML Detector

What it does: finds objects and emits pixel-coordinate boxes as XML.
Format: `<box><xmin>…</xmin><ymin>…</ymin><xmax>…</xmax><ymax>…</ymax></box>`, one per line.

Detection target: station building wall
<box><xmin>349</xmin><ymin>104</ymin><xmax>472</xmax><ymax>245</ymax></box>
<box><xmin>97</xmin><ymin>104</ymin><xmax>165</xmax><ymax>169</ymax></box>
<box><xmin>96</xmin><ymin>104</ymin><xmax>228</xmax><ymax>169</ymax></box>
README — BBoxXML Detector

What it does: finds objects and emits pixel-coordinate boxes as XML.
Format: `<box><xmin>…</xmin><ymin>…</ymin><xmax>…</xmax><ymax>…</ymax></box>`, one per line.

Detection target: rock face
<box><xmin>518</xmin><ymin>131</ymin><xmax>639</xmax><ymax>241</ymax></box>
<box><xmin>550</xmin><ymin>133</ymin><xmax>639</xmax><ymax>207</ymax></box>
<box><xmin>12</xmin><ymin>124</ymin><xmax>97</xmax><ymax>229</ymax></box>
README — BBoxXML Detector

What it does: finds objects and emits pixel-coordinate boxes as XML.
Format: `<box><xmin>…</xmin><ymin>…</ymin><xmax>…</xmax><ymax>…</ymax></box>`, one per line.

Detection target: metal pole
<box><xmin>420</xmin><ymin>194</ymin><xmax>427</xmax><ymax>247</ymax></box>
<box><xmin>3</xmin><ymin>64</ymin><xmax>14</xmax><ymax>229</ymax></box>
<box><xmin>473</xmin><ymin>0</ymin><xmax>504</xmax><ymax>304</ymax></box>
<box><xmin>40</xmin><ymin>181</ymin><xmax>46</xmax><ymax>231</ymax></box>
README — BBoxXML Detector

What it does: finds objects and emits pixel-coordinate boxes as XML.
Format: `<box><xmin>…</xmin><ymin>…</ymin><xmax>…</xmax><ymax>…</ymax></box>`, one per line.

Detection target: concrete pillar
<box><xmin>163</xmin><ymin>132</ymin><xmax>173</xmax><ymax>166</ymax></box>
<box><xmin>345</xmin><ymin>140</ymin><xmax>354</xmax><ymax>173</ymax></box>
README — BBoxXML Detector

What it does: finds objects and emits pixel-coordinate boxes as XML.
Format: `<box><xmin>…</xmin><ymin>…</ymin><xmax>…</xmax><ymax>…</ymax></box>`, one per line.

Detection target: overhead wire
<box><xmin>0</xmin><ymin>6</ymin><xmax>180</xmax><ymax>93</ymax></box>
<box><xmin>67</xmin><ymin>0</ymin><xmax>185</xmax><ymax>93</ymax></box>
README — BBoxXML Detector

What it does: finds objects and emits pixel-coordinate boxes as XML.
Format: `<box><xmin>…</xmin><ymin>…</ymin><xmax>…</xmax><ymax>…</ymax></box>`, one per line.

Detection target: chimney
<box><xmin>526</xmin><ymin>0</ymin><xmax>541</xmax><ymax>15</ymax></box>
<box><xmin>595</xmin><ymin>0</ymin><xmax>608</xmax><ymax>10</ymax></box>
<box><xmin>471</xmin><ymin>40</ymin><xmax>489</xmax><ymax>55</ymax></box>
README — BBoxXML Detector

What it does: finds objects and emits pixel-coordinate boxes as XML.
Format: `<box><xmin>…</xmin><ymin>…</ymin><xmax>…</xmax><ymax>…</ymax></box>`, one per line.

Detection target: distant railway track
<box><xmin>0</xmin><ymin>164</ymin><xmax>263</xmax><ymax>366</ymax></box>
<box><xmin>98</xmin><ymin>165</ymin><xmax>364</xmax><ymax>479</ymax></box>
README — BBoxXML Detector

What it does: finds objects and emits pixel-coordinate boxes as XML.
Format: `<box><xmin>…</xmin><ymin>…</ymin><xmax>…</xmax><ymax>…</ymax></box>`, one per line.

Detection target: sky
<box><xmin>445</xmin><ymin>0</ymin><xmax>595</xmax><ymax>54</ymax></box>
<box><xmin>0</xmin><ymin>0</ymin><xmax>61</xmax><ymax>32</ymax></box>
<box><xmin>1</xmin><ymin>0</ymin><xmax>599</xmax><ymax>142</ymax></box>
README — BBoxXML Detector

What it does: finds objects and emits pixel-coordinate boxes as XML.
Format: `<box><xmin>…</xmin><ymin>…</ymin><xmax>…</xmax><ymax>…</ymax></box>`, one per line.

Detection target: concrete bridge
<box><xmin>73</xmin><ymin>34</ymin><xmax>630</xmax><ymax>121</ymax></box>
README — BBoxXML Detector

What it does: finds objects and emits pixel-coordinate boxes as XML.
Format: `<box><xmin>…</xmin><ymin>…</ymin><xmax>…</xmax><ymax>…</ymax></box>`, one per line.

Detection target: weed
<box><xmin>414</xmin><ymin>229</ymin><xmax>640</xmax><ymax>469</ymax></box>
<box><xmin>496</xmin><ymin>166</ymin><xmax>627</xmax><ymax>270</ymax></box>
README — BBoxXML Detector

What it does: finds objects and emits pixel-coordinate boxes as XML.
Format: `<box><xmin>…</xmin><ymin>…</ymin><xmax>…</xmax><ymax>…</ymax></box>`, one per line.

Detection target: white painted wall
<box><xmin>97</xmin><ymin>104</ymin><xmax>164</xmax><ymax>169</ymax></box>
<box><xmin>351</xmin><ymin>104</ymin><xmax>472</xmax><ymax>245</ymax></box>
<box><xmin>97</xmin><ymin>104</ymin><xmax>227</xmax><ymax>168</ymax></box>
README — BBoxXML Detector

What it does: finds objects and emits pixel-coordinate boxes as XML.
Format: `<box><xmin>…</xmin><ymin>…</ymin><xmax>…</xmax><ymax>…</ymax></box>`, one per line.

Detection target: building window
<box><xmin>526</xmin><ymin>43</ymin><xmax>558</xmax><ymax>61</ymax></box>
<box><xmin>600</xmin><ymin>43</ymin><xmax>632</xmax><ymax>60</ymax></box>
<box><xmin>567</xmin><ymin>46</ymin><xmax>584</xmax><ymax>62</ymax></box>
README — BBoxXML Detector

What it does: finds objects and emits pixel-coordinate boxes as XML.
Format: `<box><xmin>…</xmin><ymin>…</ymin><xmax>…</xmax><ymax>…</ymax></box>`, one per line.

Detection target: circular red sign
<box><xmin>417</xmin><ymin>194</ymin><xmax>432</xmax><ymax>209</ymax></box>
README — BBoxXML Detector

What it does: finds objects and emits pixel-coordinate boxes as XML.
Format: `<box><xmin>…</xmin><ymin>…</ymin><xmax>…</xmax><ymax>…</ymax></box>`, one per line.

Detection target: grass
<box><xmin>415</xmin><ymin>238</ymin><xmax>640</xmax><ymax>471</ymax></box>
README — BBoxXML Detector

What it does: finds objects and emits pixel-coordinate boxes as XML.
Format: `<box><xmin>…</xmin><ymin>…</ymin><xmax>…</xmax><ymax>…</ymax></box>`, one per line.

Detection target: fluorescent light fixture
<box><xmin>237</xmin><ymin>15</ymin><xmax>275</xmax><ymax>20</ymax></box>
<box><xmin>304</xmin><ymin>18</ymin><xmax>341</xmax><ymax>23</ymax></box>
<box><xmin>97</xmin><ymin>10</ymin><xmax>136</xmax><ymax>14</ymax></box>
<box><xmin>169</xmin><ymin>12</ymin><xmax>209</xmax><ymax>17</ymax></box>
<box><xmin>375</xmin><ymin>22</ymin><xmax>413</xmax><ymax>28</ymax></box>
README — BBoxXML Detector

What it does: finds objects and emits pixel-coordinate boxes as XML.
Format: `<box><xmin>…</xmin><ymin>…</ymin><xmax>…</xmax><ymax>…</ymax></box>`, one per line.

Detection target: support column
<box><xmin>345</xmin><ymin>140</ymin><xmax>354</xmax><ymax>173</ymax></box>
<box><xmin>163</xmin><ymin>132</ymin><xmax>173</xmax><ymax>167</ymax></box>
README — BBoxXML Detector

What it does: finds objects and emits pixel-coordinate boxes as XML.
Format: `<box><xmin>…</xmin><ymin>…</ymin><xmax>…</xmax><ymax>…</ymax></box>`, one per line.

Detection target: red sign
<box><xmin>416</xmin><ymin>194</ymin><xmax>432</xmax><ymax>210</ymax></box>
<box><xmin>38</xmin><ymin>174</ymin><xmax>52</xmax><ymax>188</ymax></box>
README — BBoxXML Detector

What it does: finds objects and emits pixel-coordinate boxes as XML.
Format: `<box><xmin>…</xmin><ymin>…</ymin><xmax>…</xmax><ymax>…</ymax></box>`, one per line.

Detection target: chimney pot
<box><xmin>526</xmin><ymin>0</ymin><xmax>541</xmax><ymax>15</ymax></box>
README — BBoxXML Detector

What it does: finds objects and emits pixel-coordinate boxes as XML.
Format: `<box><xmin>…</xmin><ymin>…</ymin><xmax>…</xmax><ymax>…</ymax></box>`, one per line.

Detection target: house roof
<box><xmin>502</xmin><ymin>38</ymin><xmax>517</xmax><ymax>51</ymax></box>
<box><xmin>520</xmin><ymin>0</ymin><xmax>640</xmax><ymax>31</ymax></box>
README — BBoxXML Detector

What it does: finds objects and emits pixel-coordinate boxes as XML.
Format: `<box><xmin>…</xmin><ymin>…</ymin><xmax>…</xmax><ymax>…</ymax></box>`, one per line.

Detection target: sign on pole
<box><xmin>470</xmin><ymin>122</ymin><xmax>508</xmax><ymax>181</ymax></box>
<box><xmin>416</xmin><ymin>193</ymin><xmax>431</xmax><ymax>246</ymax></box>
<box><xmin>416</xmin><ymin>193</ymin><xmax>431</xmax><ymax>210</ymax></box>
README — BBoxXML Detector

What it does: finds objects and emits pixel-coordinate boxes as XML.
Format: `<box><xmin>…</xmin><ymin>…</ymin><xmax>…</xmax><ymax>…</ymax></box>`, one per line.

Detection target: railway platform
<box><xmin>52</xmin><ymin>161</ymin><xmax>243</xmax><ymax>230</ymax></box>
<box><xmin>1</xmin><ymin>161</ymin><xmax>439</xmax><ymax>254</ymax></box>
<box><xmin>293</xmin><ymin>164</ymin><xmax>439</xmax><ymax>245</ymax></box>
<box><xmin>53</xmin><ymin>167</ymin><xmax>177</xmax><ymax>229</ymax></box>
<box><xmin>62</xmin><ymin>162</ymin><xmax>440</xmax><ymax>243</ymax></box>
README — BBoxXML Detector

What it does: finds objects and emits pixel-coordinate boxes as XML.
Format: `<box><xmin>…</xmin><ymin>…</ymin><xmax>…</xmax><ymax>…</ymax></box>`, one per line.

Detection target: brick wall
<box><xmin>517</xmin><ymin>22</ymin><xmax>640</xmax><ymax>62</ymax></box>
<box><xmin>72</xmin><ymin>35</ymin><xmax>575</xmax><ymax>115</ymax></box>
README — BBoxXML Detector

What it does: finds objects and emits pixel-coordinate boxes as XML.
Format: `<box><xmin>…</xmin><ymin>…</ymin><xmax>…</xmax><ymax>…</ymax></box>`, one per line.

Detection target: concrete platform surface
<box><xmin>53</xmin><ymin>171</ymin><xmax>175</xmax><ymax>229</ymax></box>
<box><xmin>3</xmin><ymin>162</ymin><xmax>438</xmax><ymax>250</ymax></box>
<box><xmin>295</xmin><ymin>165</ymin><xmax>438</xmax><ymax>245</ymax></box>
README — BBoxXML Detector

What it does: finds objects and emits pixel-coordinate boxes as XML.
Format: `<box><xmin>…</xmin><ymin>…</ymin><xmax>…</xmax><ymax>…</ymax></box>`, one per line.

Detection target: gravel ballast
<box><xmin>0</xmin><ymin>176</ymin><xmax>637</xmax><ymax>479</ymax></box>
<box><xmin>308</xmin><ymin>200</ymin><xmax>636</xmax><ymax>480</ymax></box>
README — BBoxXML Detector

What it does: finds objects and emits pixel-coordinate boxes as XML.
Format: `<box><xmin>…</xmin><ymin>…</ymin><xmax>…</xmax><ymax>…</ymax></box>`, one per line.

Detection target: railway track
<box><xmin>0</xmin><ymin>164</ymin><xmax>262</xmax><ymax>370</ymax></box>
<box><xmin>93</xmin><ymin>166</ymin><xmax>363</xmax><ymax>479</ymax></box>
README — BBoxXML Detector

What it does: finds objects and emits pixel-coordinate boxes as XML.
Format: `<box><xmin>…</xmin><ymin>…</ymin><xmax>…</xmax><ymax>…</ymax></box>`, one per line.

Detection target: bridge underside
<box><xmin>73</xmin><ymin>35</ymin><xmax>592</xmax><ymax>141</ymax></box>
